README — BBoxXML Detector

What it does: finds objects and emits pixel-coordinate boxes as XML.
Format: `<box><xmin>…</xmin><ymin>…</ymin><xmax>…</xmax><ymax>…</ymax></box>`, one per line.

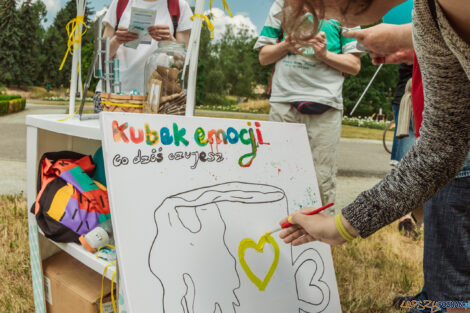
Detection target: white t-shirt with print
<box><xmin>99</xmin><ymin>0</ymin><xmax>193</xmax><ymax>93</ymax></box>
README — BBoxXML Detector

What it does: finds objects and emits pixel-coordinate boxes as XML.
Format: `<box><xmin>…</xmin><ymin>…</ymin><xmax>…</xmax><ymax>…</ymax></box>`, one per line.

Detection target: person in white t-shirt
<box><xmin>94</xmin><ymin>0</ymin><xmax>193</xmax><ymax>112</ymax></box>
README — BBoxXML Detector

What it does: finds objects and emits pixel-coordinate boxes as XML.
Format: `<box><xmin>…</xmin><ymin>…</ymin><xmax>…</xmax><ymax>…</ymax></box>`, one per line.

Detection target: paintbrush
<box><xmin>267</xmin><ymin>202</ymin><xmax>334</xmax><ymax>235</ymax></box>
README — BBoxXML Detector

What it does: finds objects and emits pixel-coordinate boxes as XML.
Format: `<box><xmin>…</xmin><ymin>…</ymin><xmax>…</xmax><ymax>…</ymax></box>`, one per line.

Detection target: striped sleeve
<box><xmin>254</xmin><ymin>0</ymin><xmax>283</xmax><ymax>50</ymax></box>
<box><xmin>341</xmin><ymin>26</ymin><xmax>363</xmax><ymax>54</ymax></box>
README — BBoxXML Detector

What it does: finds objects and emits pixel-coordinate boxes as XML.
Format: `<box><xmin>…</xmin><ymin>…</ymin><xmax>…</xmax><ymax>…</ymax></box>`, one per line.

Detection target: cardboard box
<box><xmin>43</xmin><ymin>251</ymin><xmax>116</xmax><ymax>313</ymax></box>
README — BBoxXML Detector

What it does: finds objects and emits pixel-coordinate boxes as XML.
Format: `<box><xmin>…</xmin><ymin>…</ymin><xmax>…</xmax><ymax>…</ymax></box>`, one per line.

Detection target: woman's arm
<box><xmin>344</xmin><ymin>24</ymin><xmax>413</xmax><ymax>65</ymax></box>
<box><xmin>341</xmin><ymin>5</ymin><xmax>470</xmax><ymax>237</ymax></box>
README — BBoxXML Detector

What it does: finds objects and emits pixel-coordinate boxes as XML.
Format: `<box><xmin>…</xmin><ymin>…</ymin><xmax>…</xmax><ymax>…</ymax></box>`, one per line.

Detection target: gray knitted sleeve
<box><xmin>341</xmin><ymin>0</ymin><xmax>470</xmax><ymax>238</ymax></box>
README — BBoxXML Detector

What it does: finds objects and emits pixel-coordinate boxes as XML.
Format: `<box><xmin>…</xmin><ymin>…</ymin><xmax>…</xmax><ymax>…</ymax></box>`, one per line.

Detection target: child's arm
<box><xmin>278</xmin><ymin>208</ymin><xmax>359</xmax><ymax>246</ymax></box>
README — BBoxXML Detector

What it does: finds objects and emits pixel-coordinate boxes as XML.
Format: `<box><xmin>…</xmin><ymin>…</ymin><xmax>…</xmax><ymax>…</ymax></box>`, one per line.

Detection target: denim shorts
<box><xmin>424</xmin><ymin>176</ymin><xmax>470</xmax><ymax>301</ymax></box>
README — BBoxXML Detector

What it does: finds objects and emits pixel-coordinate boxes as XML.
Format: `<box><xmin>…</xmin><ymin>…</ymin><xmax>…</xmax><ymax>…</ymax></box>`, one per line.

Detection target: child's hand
<box><xmin>293</xmin><ymin>31</ymin><xmax>328</xmax><ymax>59</ymax></box>
<box><xmin>279</xmin><ymin>208</ymin><xmax>346</xmax><ymax>246</ymax></box>
<box><xmin>283</xmin><ymin>35</ymin><xmax>302</xmax><ymax>55</ymax></box>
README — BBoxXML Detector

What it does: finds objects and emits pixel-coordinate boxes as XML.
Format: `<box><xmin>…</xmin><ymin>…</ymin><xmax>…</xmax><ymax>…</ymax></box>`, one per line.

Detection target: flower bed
<box><xmin>44</xmin><ymin>96</ymin><xmax>94</xmax><ymax>102</ymax></box>
<box><xmin>342</xmin><ymin>116</ymin><xmax>389</xmax><ymax>130</ymax></box>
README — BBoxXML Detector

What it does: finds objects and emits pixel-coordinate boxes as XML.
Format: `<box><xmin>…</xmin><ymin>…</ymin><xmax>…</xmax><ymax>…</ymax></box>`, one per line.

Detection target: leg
<box><xmin>424</xmin><ymin>177</ymin><xmax>470</xmax><ymax>303</ymax></box>
<box><xmin>390</xmin><ymin>103</ymin><xmax>399</xmax><ymax>163</ymax></box>
<box><xmin>269</xmin><ymin>101</ymin><xmax>298</xmax><ymax>124</ymax></box>
<box><xmin>398</xmin><ymin>213</ymin><xmax>418</xmax><ymax>239</ymax></box>
<box><xmin>395</xmin><ymin>116</ymin><xmax>416</xmax><ymax>161</ymax></box>
<box><xmin>301</xmin><ymin>109</ymin><xmax>342</xmax><ymax>214</ymax></box>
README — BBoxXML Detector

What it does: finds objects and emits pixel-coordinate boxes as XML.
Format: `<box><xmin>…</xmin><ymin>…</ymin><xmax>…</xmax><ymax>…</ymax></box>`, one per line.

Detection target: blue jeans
<box><xmin>423</xmin><ymin>176</ymin><xmax>470</xmax><ymax>302</ymax></box>
<box><xmin>391</xmin><ymin>104</ymin><xmax>416</xmax><ymax>162</ymax></box>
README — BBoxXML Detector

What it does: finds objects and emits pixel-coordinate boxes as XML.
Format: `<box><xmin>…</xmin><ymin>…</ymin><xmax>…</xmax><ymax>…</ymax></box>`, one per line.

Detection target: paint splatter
<box><xmin>293</xmin><ymin>187</ymin><xmax>318</xmax><ymax>210</ymax></box>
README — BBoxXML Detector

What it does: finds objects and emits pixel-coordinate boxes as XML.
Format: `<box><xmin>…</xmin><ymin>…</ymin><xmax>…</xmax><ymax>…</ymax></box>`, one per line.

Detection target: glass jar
<box><xmin>144</xmin><ymin>41</ymin><xmax>187</xmax><ymax>115</ymax></box>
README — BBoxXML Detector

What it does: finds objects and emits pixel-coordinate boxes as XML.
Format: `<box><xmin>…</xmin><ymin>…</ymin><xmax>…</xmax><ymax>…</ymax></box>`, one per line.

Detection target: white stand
<box><xmin>184</xmin><ymin>0</ymin><xmax>205</xmax><ymax>117</ymax></box>
<box><xmin>32</xmin><ymin>1</ymin><xmax>207</xmax><ymax>311</ymax></box>
<box><xmin>26</xmin><ymin>115</ymin><xmax>118</xmax><ymax>313</ymax></box>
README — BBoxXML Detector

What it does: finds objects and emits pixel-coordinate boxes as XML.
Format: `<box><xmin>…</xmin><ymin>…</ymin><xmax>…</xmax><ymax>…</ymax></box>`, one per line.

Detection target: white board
<box><xmin>100</xmin><ymin>112</ymin><xmax>341</xmax><ymax>313</ymax></box>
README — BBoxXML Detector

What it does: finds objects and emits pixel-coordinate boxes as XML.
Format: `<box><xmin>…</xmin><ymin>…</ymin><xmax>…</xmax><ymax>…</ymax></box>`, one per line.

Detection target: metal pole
<box><xmin>349</xmin><ymin>63</ymin><xmax>383</xmax><ymax>116</ymax></box>
<box><xmin>105</xmin><ymin>38</ymin><xmax>111</xmax><ymax>93</ymax></box>
<box><xmin>185</xmin><ymin>0</ymin><xmax>205</xmax><ymax>117</ymax></box>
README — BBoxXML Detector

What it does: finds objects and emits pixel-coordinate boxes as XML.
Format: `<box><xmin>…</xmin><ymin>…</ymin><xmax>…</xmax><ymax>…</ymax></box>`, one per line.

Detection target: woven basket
<box><xmin>101</xmin><ymin>93</ymin><xmax>144</xmax><ymax>113</ymax></box>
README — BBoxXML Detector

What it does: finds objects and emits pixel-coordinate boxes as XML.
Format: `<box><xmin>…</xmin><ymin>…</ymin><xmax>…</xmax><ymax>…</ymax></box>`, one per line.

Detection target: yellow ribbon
<box><xmin>96</xmin><ymin>244</ymin><xmax>116</xmax><ymax>257</ymax></box>
<box><xmin>57</xmin><ymin>109</ymin><xmax>78</xmax><ymax>121</ymax></box>
<box><xmin>191</xmin><ymin>14</ymin><xmax>215</xmax><ymax>38</ymax></box>
<box><xmin>221</xmin><ymin>0</ymin><xmax>233</xmax><ymax>17</ymax></box>
<box><xmin>59</xmin><ymin>15</ymin><xmax>87</xmax><ymax>71</ymax></box>
<box><xmin>97</xmin><ymin>245</ymin><xmax>118</xmax><ymax>313</ymax></box>
<box><xmin>101</xmin><ymin>100</ymin><xmax>144</xmax><ymax>108</ymax></box>
<box><xmin>210</xmin><ymin>0</ymin><xmax>233</xmax><ymax>17</ymax></box>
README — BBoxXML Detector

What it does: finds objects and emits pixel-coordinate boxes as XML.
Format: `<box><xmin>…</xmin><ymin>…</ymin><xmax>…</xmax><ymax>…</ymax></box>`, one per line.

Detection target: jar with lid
<box><xmin>144</xmin><ymin>41</ymin><xmax>187</xmax><ymax>115</ymax></box>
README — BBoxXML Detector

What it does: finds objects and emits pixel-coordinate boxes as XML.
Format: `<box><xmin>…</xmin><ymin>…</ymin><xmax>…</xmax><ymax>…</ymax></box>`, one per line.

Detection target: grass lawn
<box><xmin>342</xmin><ymin>124</ymin><xmax>393</xmax><ymax>142</ymax></box>
<box><xmin>1</xmin><ymin>195</ymin><xmax>422</xmax><ymax>313</ymax></box>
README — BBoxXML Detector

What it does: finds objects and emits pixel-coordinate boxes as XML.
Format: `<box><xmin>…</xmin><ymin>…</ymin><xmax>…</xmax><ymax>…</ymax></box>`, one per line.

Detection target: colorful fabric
<box><xmin>32</xmin><ymin>151</ymin><xmax>110</xmax><ymax>243</ymax></box>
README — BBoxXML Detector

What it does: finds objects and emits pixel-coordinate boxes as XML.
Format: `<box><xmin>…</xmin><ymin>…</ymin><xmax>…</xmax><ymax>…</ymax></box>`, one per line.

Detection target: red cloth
<box><xmin>411</xmin><ymin>52</ymin><xmax>425</xmax><ymax>137</ymax></box>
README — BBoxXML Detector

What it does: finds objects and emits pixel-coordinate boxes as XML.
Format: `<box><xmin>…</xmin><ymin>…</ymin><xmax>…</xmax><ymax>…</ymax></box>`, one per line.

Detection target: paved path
<box><xmin>0</xmin><ymin>104</ymin><xmax>390</xmax><ymax>205</ymax></box>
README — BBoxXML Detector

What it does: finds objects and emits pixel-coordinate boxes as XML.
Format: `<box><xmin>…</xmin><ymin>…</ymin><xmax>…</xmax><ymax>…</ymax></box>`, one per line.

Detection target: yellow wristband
<box><xmin>334</xmin><ymin>213</ymin><xmax>355</xmax><ymax>242</ymax></box>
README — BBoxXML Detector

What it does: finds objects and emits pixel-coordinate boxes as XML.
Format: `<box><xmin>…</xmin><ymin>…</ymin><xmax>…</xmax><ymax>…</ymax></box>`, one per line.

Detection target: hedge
<box><xmin>0</xmin><ymin>98</ymin><xmax>26</xmax><ymax>115</ymax></box>
<box><xmin>0</xmin><ymin>94</ymin><xmax>21</xmax><ymax>101</ymax></box>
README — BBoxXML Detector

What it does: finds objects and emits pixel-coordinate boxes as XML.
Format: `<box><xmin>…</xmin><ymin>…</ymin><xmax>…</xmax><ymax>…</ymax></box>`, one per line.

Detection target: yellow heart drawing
<box><xmin>238</xmin><ymin>233</ymin><xmax>280</xmax><ymax>291</ymax></box>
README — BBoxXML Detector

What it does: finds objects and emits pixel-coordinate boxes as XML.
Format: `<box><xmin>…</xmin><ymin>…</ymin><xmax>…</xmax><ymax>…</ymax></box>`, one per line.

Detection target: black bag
<box><xmin>291</xmin><ymin>101</ymin><xmax>332</xmax><ymax>114</ymax></box>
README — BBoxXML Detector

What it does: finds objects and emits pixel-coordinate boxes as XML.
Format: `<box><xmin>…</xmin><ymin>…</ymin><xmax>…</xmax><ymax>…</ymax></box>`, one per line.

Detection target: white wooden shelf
<box><xmin>34</xmin><ymin>213</ymin><xmax>116</xmax><ymax>280</ymax></box>
<box><xmin>47</xmin><ymin>235</ymin><xmax>116</xmax><ymax>280</ymax></box>
<box><xmin>26</xmin><ymin>113</ymin><xmax>117</xmax><ymax>300</ymax></box>
<box><xmin>26</xmin><ymin>114</ymin><xmax>102</xmax><ymax>140</ymax></box>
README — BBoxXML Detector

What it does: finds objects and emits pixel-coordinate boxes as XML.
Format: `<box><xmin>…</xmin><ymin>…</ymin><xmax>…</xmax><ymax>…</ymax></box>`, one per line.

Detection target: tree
<box><xmin>81</xmin><ymin>18</ymin><xmax>97</xmax><ymax>92</ymax></box>
<box><xmin>217</xmin><ymin>26</ymin><xmax>256</xmax><ymax>98</ymax></box>
<box><xmin>18</xmin><ymin>0</ymin><xmax>47</xmax><ymax>86</ymax></box>
<box><xmin>248</xmin><ymin>37</ymin><xmax>273</xmax><ymax>91</ymax></box>
<box><xmin>195</xmin><ymin>20</ymin><xmax>212</xmax><ymax>105</ymax></box>
<box><xmin>41</xmin><ymin>0</ymin><xmax>94</xmax><ymax>88</ymax></box>
<box><xmin>343</xmin><ymin>55</ymin><xmax>398</xmax><ymax>118</ymax></box>
<box><xmin>0</xmin><ymin>0</ymin><xmax>22</xmax><ymax>86</ymax></box>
